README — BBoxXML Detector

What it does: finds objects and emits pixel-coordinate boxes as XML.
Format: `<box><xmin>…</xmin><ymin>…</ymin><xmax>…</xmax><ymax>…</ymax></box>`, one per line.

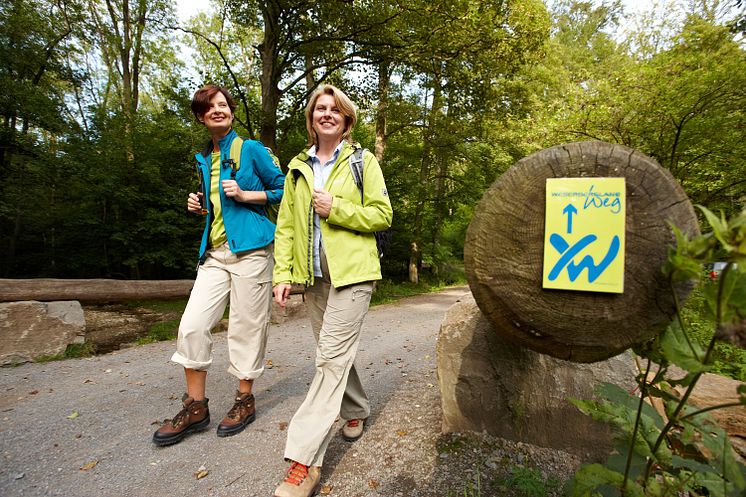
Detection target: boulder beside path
<box><xmin>0</xmin><ymin>301</ymin><xmax>85</xmax><ymax>365</ymax></box>
<box><xmin>437</xmin><ymin>294</ymin><xmax>638</xmax><ymax>461</ymax></box>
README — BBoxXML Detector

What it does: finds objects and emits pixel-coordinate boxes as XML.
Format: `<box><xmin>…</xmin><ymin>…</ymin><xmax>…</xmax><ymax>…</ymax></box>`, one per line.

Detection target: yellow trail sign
<box><xmin>542</xmin><ymin>178</ymin><xmax>626</xmax><ymax>293</ymax></box>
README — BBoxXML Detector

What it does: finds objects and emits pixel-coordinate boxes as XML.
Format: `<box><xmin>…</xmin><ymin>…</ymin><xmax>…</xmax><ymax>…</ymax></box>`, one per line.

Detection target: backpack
<box><xmin>224</xmin><ymin>136</ymin><xmax>281</xmax><ymax>224</ymax></box>
<box><xmin>348</xmin><ymin>148</ymin><xmax>392</xmax><ymax>259</ymax></box>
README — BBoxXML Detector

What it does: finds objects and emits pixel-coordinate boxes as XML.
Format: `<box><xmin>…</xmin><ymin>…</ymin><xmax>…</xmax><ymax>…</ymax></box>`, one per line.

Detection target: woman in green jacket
<box><xmin>272</xmin><ymin>84</ymin><xmax>392</xmax><ymax>497</ymax></box>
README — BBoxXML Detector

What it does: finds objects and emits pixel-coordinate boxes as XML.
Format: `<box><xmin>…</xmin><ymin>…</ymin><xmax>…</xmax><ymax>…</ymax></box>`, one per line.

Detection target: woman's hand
<box><xmin>312</xmin><ymin>188</ymin><xmax>333</xmax><ymax>218</ymax></box>
<box><xmin>222</xmin><ymin>179</ymin><xmax>244</xmax><ymax>200</ymax></box>
<box><xmin>273</xmin><ymin>283</ymin><xmax>292</xmax><ymax>308</ymax></box>
<box><xmin>187</xmin><ymin>192</ymin><xmax>204</xmax><ymax>214</ymax></box>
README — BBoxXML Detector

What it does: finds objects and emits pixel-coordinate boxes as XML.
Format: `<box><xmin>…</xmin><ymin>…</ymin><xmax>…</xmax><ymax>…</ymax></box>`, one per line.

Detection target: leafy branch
<box><xmin>570</xmin><ymin>206</ymin><xmax>746</xmax><ymax>497</ymax></box>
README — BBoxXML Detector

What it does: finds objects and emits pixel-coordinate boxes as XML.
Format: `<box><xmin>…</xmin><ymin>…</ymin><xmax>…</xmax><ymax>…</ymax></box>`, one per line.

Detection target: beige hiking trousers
<box><xmin>284</xmin><ymin>247</ymin><xmax>373</xmax><ymax>466</ymax></box>
<box><xmin>171</xmin><ymin>242</ymin><xmax>273</xmax><ymax>380</ymax></box>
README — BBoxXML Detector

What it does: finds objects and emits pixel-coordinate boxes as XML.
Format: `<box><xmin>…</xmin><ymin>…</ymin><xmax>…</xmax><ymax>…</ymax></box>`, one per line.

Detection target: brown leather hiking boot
<box><xmin>273</xmin><ymin>461</ymin><xmax>321</xmax><ymax>497</ymax></box>
<box><xmin>152</xmin><ymin>394</ymin><xmax>210</xmax><ymax>446</ymax></box>
<box><xmin>216</xmin><ymin>391</ymin><xmax>256</xmax><ymax>437</ymax></box>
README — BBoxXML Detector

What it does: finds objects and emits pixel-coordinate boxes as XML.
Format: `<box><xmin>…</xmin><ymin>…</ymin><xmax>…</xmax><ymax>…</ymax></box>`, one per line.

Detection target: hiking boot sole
<box><xmin>342</xmin><ymin>431</ymin><xmax>363</xmax><ymax>442</ymax></box>
<box><xmin>216</xmin><ymin>412</ymin><xmax>256</xmax><ymax>438</ymax></box>
<box><xmin>152</xmin><ymin>416</ymin><xmax>211</xmax><ymax>447</ymax></box>
<box><xmin>272</xmin><ymin>481</ymin><xmax>321</xmax><ymax>497</ymax></box>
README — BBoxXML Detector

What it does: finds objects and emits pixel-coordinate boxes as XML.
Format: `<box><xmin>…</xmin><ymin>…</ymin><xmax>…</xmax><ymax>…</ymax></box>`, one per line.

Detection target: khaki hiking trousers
<box><xmin>284</xmin><ymin>246</ymin><xmax>373</xmax><ymax>466</ymax></box>
<box><xmin>171</xmin><ymin>242</ymin><xmax>274</xmax><ymax>380</ymax></box>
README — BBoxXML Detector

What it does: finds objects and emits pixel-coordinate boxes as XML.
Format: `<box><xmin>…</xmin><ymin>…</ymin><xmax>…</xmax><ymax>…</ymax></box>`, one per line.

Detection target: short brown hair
<box><xmin>191</xmin><ymin>85</ymin><xmax>237</xmax><ymax>122</ymax></box>
<box><xmin>305</xmin><ymin>84</ymin><xmax>357</xmax><ymax>148</ymax></box>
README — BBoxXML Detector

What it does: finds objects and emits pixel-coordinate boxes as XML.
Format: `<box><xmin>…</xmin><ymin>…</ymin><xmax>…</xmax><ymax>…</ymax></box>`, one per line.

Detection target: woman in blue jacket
<box><xmin>153</xmin><ymin>85</ymin><xmax>284</xmax><ymax>446</ymax></box>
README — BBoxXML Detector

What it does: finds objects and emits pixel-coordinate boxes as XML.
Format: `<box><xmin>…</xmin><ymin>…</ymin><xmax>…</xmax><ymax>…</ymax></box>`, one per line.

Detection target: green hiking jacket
<box><xmin>273</xmin><ymin>142</ymin><xmax>393</xmax><ymax>288</ymax></box>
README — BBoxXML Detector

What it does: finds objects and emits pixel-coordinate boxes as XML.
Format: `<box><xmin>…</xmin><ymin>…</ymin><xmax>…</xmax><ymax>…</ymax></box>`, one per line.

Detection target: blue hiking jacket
<box><xmin>195</xmin><ymin>129</ymin><xmax>285</xmax><ymax>262</ymax></box>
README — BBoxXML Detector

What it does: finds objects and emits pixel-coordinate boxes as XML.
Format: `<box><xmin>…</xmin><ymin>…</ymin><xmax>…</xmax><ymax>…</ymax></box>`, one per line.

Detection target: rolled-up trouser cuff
<box><xmin>227</xmin><ymin>364</ymin><xmax>265</xmax><ymax>381</ymax></box>
<box><xmin>170</xmin><ymin>351</ymin><xmax>212</xmax><ymax>371</ymax></box>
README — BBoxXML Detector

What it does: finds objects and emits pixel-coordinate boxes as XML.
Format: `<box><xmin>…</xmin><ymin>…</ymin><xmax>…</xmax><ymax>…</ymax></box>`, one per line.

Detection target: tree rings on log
<box><xmin>464</xmin><ymin>141</ymin><xmax>699</xmax><ymax>363</ymax></box>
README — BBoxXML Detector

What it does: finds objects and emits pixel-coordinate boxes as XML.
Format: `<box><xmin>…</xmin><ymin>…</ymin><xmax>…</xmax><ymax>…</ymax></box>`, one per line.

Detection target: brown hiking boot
<box><xmin>273</xmin><ymin>461</ymin><xmax>321</xmax><ymax>497</ymax></box>
<box><xmin>216</xmin><ymin>391</ymin><xmax>256</xmax><ymax>437</ymax></box>
<box><xmin>152</xmin><ymin>394</ymin><xmax>210</xmax><ymax>446</ymax></box>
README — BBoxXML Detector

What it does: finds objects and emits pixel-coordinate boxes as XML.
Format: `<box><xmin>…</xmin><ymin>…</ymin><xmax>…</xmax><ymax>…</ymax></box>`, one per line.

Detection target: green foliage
<box><xmin>1</xmin><ymin>0</ymin><xmax>745</xmax><ymax>287</ymax></box>
<box><xmin>544</xmin><ymin>2</ymin><xmax>746</xmax><ymax>217</ymax></box>
<box><xmin>137</xmin><ymin>320</ymin><xmax>180</xmax><ymax>345</ymax></box>
<box><xmin>502</xmin><ymin>466</ymin><xmax>562</xmax><ymax>497</ymax></box>
<box><xmin>570</xmin><ymin>207</ymin><xmax>746</xmax><ymax>497</ymax></box>
<box><xmin>677</xmin><ymin>284</ymin><xmax>746</xmax><ymax>381</ymax></box>
<box><xmin>370</xmin><ymin>278</ymin><xmax>466</xmax><ymax>307</ymax></box>
<box><xmin>125</xmin><ymin>299</ymin><xmax>188</xmax><ymax>313</ymax></box>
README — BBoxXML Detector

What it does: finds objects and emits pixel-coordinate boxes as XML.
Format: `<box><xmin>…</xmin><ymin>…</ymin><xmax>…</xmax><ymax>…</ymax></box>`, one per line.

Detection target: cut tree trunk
<box><xmin>464</xmin><ymin>141</ymin><xmax>699</xmax><ymax>363</ymax></box>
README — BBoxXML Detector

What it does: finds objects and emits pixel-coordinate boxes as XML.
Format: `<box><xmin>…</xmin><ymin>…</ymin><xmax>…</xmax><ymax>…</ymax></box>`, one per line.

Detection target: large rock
<box><xmin>437</xmin><ymin>294</ymin><xmax>637</xmax><ymax>460</ymax></box>
<box><xmin>0</xmin><ymin>301</ymin><xmax>85</xmax><ymax>365</ymax></box>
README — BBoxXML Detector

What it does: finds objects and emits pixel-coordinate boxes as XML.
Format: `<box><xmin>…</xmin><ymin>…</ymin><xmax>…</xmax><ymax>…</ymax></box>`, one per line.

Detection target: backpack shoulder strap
<box><xmin>349</xmin><ymin>147</ymin><xmax>366</xmax><ymax>201</ymax></box>
<box><xmin>224</xmin><ymin>135</ymin><xmax>244</xmax><ymax>179</ymax></box>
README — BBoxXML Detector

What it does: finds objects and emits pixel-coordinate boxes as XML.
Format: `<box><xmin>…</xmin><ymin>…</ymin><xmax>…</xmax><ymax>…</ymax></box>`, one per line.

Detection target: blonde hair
<box><xmin>305</xmin><ymin>84</ymin><xmax>357</xmax><ymax>148</ymax></box>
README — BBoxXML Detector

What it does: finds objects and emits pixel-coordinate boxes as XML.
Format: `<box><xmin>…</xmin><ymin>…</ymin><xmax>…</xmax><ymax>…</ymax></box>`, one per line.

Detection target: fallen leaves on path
<box><xmin>319</xmin><ymin>484</ymin><xmax>333</xmax><ymax>495</ymax></box>
<box><xmin>194</xmin><ymin>465</ymin><xmax>209</xmax><ymax>480</ymax></box>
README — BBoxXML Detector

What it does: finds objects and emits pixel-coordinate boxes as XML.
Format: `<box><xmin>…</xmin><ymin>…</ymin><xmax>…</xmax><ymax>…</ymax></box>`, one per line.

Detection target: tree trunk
<box><xmin>105</xmin><ymin>0</ymin><xmax>145</xmax><ymax>164</ymax></box>
<box><xmin>259</xmin><ymin>2</ymin><xmax>281</xmax><ymax>152</ymax></box>
<box><xmin>304</xmin><ymin>52</ymin><xmax>316</xmax><ymax>95</ymax></box>
<box><xmin>464</xmin><ymin>141</ymin><xmax>699</xmax><ymax>362</ymax></box>
<box><xmin>409</xmin><ymin>69</ymin><xmax>443</xmax><ymax>283</ymax></box>
<box><xmin>374</xmin><ymin>59</ymin><xmax>390</xmax><ymax>163</ymax></box>
<box><xmin>431</xmin><ymin>85</ymin><xmax>454</xmax><ymax>250</ymax></box>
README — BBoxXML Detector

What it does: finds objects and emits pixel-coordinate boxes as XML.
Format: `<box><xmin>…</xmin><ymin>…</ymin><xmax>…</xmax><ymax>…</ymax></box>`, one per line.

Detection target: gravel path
<box><xmin>0</xmin><ymin>286</ymin><xmax>579</xmax><ymax>497</ymax></box>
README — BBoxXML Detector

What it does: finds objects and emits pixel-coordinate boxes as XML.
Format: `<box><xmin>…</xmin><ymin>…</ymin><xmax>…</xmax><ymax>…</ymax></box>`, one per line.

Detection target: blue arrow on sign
<box><xmin>563</xmin><ymin>203</ymin><xmax>578</xmax><ymax>234</ymax></box>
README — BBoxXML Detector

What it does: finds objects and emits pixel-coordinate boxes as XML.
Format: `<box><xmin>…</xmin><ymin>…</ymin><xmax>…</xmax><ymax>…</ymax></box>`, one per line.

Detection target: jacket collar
<box><xmin>290</xmin><ymin>141</ymin><xmax>359</xmax><ymax>170</ymax></box>
<box><xmin>200</xmin><ymin>129</ymin><xmax>237</xmax><ymax>158</ymax></box>
<box><xmin>217</xmin><ymin>129</ymin><xmax>237</xmax><ymax>151</ymax></box>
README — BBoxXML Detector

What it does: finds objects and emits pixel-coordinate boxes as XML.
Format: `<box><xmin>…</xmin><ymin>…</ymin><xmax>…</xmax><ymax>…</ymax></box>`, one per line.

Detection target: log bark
<box><xmin>0</xmin><ymin>279</ymin><xmax>306</xmax><ymax>303</ymax></box>
<box><xmin>0</xmin><ymin>279</ymin><xmax>195</xmax><ymax>303</ymax></box>
<box><xmin>464</xmin><ymin>141</ymin><xmax>699</xmax><ymax>363</ymax></box>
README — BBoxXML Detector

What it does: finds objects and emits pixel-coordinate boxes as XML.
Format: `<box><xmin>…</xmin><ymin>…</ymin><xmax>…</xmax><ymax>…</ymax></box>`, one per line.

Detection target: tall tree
<box><xmin>391</xmin><ymin>0</ymin><xmax>550</xmax><ymax>282</ymax></box>
<box><xmin>0</xmin><ymin>0</ymin><xmax>85</xmax><ymax>276</ymax></box>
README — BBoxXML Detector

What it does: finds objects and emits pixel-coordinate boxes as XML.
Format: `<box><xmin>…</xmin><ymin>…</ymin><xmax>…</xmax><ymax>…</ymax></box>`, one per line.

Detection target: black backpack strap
<box><xmin>349</xmin><ymin>147</ymin><xmax>365</xmax><ymax>203</ymax></box>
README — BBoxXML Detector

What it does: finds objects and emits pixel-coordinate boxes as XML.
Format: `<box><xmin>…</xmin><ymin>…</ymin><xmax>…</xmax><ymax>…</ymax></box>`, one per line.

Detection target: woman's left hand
<box><xmin>222</xmin><ymin>180</ymin><xmax>243</xmax><ymax>200</ymax></box>
<box><xmin>313</xmin><ymin>188</ymin><xmax>333</xmax><ymax>218</ymax></box>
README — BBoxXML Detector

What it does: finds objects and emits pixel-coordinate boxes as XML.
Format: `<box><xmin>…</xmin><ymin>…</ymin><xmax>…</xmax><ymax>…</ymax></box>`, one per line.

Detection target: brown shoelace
<box><xmin>225</xmin><ymin>395</ymin><xmax>250</xmax><ymax>420</ymax></box>
<box><xmin>168</xmin><ymin>404</ymin><xmax>190</xmax><ymax>427</ymax></box>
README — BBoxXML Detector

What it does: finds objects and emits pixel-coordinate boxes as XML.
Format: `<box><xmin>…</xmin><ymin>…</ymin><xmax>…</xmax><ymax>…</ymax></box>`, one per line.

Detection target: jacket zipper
<box><xmin>306</xmin><ymin>198</ymin><xmax>314</xmax><ymax>286</ymax></box>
